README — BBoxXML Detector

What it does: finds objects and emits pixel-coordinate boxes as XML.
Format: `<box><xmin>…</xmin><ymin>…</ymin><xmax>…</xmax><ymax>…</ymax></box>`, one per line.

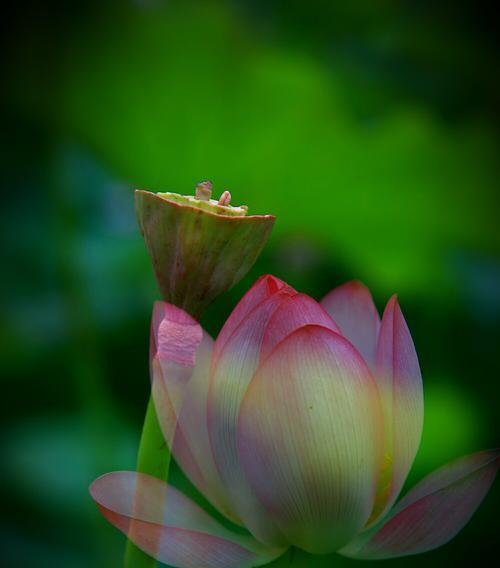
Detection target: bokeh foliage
<box><xmin>1</xmin><ymin>1</ymin><xmax>499</xmax><ymax>566</ymax></box>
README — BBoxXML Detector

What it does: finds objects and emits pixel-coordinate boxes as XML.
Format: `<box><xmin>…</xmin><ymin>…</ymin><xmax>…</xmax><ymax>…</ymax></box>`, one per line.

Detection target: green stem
<box><xmin>124</xmin><ymin>396</ymin><xmax>171</xmax><ymax>568</ymax></box>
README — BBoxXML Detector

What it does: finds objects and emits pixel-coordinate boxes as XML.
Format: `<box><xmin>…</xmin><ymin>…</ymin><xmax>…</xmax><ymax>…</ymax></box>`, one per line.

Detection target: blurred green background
<box><xmin>1</xmin><ymin>0</ymin><xmax>499</xmax><ymax>566</ymax></box>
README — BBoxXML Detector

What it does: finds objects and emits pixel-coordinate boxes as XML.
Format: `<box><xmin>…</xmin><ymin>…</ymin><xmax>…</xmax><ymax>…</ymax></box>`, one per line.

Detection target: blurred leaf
<box><xmin>52</xmin><ymin>1</ymin><xmax>500</xmax><ymax>299</ymax></box>
<box><xmin>2</xmin><ymin>415</ymin><xmax>136</xmax><ymax>513</ymax></box>
<box><xmin>407</xmin><ymin>379</ymin><xmax>486</xmax><ymax>486</ymax></box>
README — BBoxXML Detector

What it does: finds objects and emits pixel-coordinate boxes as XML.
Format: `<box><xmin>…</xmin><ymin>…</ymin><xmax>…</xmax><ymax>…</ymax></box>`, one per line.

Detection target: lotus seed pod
<box><xmin>135</xmin><ymin>182</ymin><xmax>275</xmax><ymax>318</ymax></box>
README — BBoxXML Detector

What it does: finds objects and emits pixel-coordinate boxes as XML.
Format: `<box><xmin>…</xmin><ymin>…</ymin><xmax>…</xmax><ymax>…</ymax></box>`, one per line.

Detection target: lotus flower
<box><xmin>91</xmin><ymin>275</ymin><xmax>498</xmax><ymax>566</ymax></box>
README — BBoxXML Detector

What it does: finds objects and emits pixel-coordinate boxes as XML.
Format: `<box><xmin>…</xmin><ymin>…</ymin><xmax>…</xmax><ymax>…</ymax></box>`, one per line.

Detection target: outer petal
<box><xmin>151</xmin><ymin>301</ymin><xmax>203</xmax><ymax>367</ymax></box>
<box><xmin>320</xmin><ymin>281</ymin><xmax>380</xmax><ymax>369</ymax></box>
<box><xmin>368</xmin><ymin>295</ymin><xmax>424</xmax><ymax>524</ymax></box>
<box><xmin>340</xmin><ymin>450</ymin><xmax>499</xmax><ymax>559</ymax></box>
<box><xmin>237</xmin><ymin>325</ymin><xmax>384</xmax><ymax>554</ymax></box>
<box><xmin>172</xmin><ymin>332</ymin><xmax>238</xmax><ymax>523</ymax></box>
<box><xmin>150</xmin><ymin>302</ymin><xmax>203</xmax><ymax>449</ymax></box>
<box><xmin>208</xmin><ymin>282</ymin><xmax>296</xmax><ymax>546</ymax></box>
<box><xmin>90</xmin><ymin>472</ymin><xmax>285</xmax><ymax>568</ymax></box>
<box><xmin>149</xmin><ymin>303</ymin><xmax>238</xmax><ymax>523</ymax></box>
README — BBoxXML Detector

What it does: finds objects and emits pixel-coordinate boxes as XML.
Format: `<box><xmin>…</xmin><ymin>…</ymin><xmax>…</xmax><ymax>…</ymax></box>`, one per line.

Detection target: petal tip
<box><xmin>257</xmin><ymin>274</ymin><xmax>286</xmax><ymax>294</ymax></box>
<box><xmin>385</xmin><ymin>293</ymin><xmax>399</xmax><ymax>310</ymax></box>
<box><xmin>323</xmin><ymin>279</ymin><xmax>372</xmax><ymax>300</ymax></box>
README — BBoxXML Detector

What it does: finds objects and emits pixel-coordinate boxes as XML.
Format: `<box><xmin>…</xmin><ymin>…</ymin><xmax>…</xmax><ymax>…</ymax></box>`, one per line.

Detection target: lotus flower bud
<box><xmin>135</xmin><ymin>182</ymin><xmax>275</xmax><ymax>318</ymax></box>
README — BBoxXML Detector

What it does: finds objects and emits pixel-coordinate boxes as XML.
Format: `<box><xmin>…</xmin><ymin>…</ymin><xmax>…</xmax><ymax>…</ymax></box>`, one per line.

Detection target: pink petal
<box><xmin>368</xmin><ymin>295</ymin><xmax>424</xmax><ymax>524</ymax></box>
<box><xmin>237</xmin><ymin>325</ymin><xmax>384</xmax><ymax>554</ymax></box>
<box><xmin>320</xmin><ymin>281</ymin><xmax>380</xmax><ymax>369</ymax></box>
<box><xmin>208</xmin><ymin>284</ymin><xmax>296</xmax><ymax>546</ymax></box>
<box><xmin>260</xmin><ymin>293</ymin><xmax>340</xmax><ymax>361</ymax></box>
<box><xmin>172</xmin><ymin>332</ymin><xmax>239</xmax><ymax>524</ymax></box>
<box><xmin>90</xmin><ymin>472</ymin><xmax>285</xmax><ymax>568</ymax></box>
<box><xmin>149</xmin><ymin>304</ymin><xmax>238</xmax><ymax>522</ymax></box>
<box><xmin>214</xmin><ymin>274</ymin><xmax>290</xmax><ymax>359</ymax></box>
<box><xmin>340</xmin><ymin>450</ymin><xmax>499</xmax><ymax>559</ymax></box>
<box><xmin>151</xmin><ymin>301</ymin><xmax>203</xmax><ymax>367</ymax></box>
<box><xmin>150</xmin><ymin>302</ymin><xmax>203</xmax><ymax>450</ymax></box>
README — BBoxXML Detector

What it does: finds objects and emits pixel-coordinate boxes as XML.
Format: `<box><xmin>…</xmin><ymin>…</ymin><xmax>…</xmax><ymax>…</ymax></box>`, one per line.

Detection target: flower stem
<box><xmin>124</xmin><ymin>396</ymin><xmax>170</xmax><ymax>568</ymax></box>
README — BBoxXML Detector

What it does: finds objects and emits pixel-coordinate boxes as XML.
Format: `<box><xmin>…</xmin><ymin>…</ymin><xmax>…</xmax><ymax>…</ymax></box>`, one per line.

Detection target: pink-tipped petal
<box><xmin>208</xmin><ymin>284</ymin><xmax>296</xmax><ymax>546</ymax></box>
<box><xmin>151</xmin><ymin>301</ymin><xmax>203</xmax><ymax>368</ymax></box>
<box><xmin>237</xmin><ymin>325</ymin><xmax>384</xmax><ymax>554</ymax></box>
<box><xmin>260</xmin><ymin>293</ymin><xmax>340</xmax><ymax>361</ymax></box>
<box><xmin>150</xmin><ymin>302</ymin><xmax>203</xmax><ymax>450</ymax></box>
<box><xmin>90</xmin><ymin>472</ymin><xmax>285</xmax><ymax>568</ymax></box>
<box><xmin>368</xmin><ymin>295</ymin><xmax>424</xmax><ymax>524</ymax></box>
<box><xmin>149</xmin><ymin>304</ymin><xmax>238</xmax><ymax>522</ymax></box>
<box><xmin>340</xmin><ymin>450</ymin><xmax>499</xmax><ymax>559</ymax></box>
<box><xmin>320</xmin><ymin>281</ymin><xmax>380</xmax><ymax>369</ymax></box>
<box><xmin>214</xmin><ymin>274</ymin><xmax>289</xmax><ymax>358</ymax></box>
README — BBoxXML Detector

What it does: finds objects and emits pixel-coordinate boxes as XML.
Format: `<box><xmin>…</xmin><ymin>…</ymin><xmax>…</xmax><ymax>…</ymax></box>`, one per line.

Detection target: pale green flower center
<box><xmin>158</xmin><ymin>181</ymin><xmax>248</xmax><ymax>216</ymax></box>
